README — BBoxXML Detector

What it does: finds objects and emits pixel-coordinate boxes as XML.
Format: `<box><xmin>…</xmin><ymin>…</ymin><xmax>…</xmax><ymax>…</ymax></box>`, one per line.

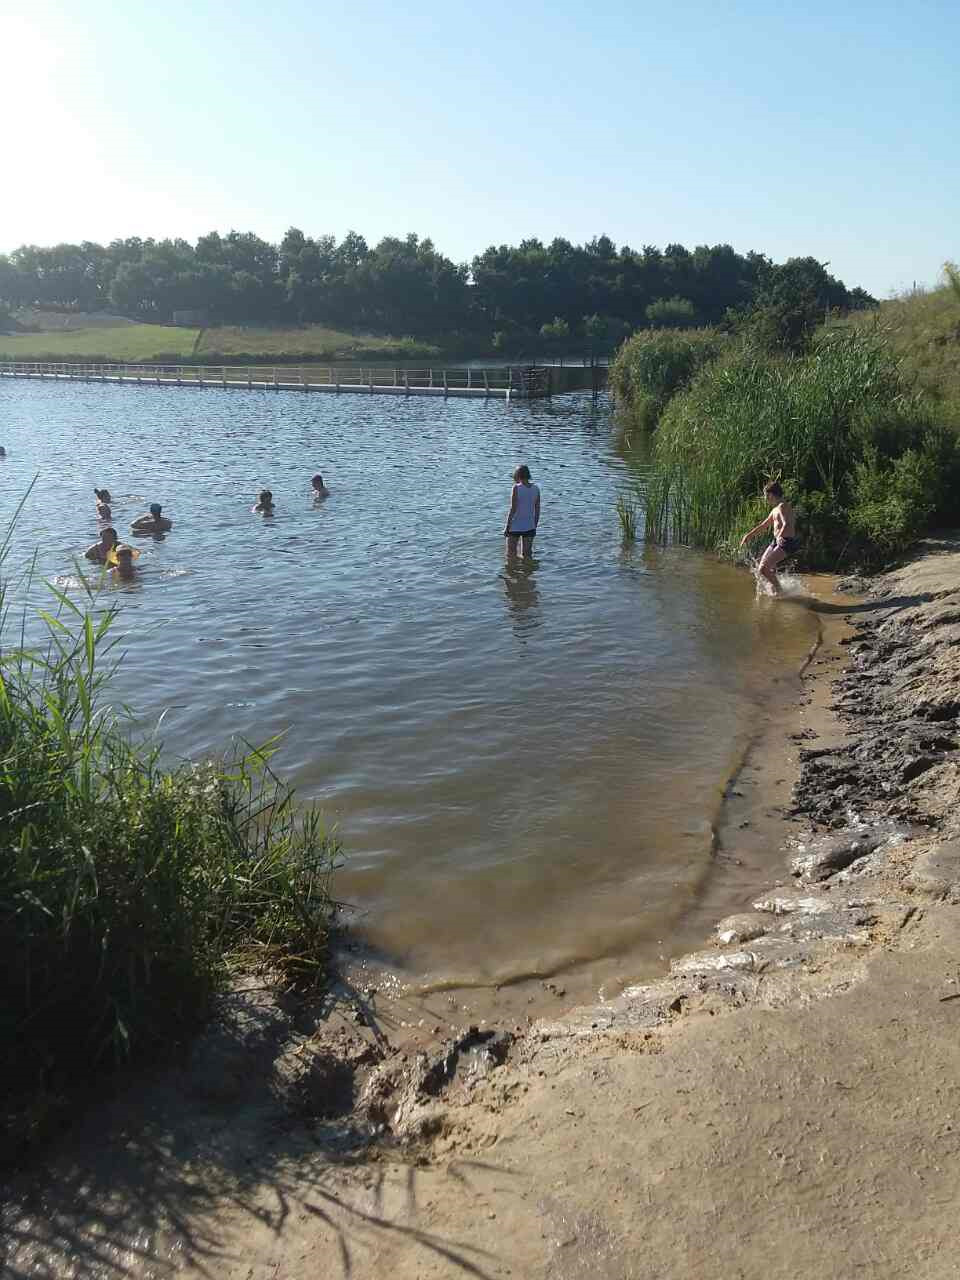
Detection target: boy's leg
<box><xmin>758</xmin><ymin>543</ymin><xmax>785</xmax><ymax>594</ymax></box>
<box><xmin>505</xmin><ymin>534</ymin><xmax>520</xmax><ymax>558</ymax></box>
<box><xmin>520</xmin><ymin>534</ymin><xmax>534</xmax><ymax>558</ymax></box>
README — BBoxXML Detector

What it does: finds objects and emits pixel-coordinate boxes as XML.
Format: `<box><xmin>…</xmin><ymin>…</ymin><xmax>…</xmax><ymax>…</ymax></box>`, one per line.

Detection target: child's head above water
<box><xmin>763</xmin><ymin>481</ymin><xmax>784</xmax><ymax>505</ymax></box>
<box><xmin>257</xmin><ymin>489</ymin><xmax>274</xmax><ymax>508</ymax></box>
<box><xmin>149</xmin><ymin>503</ymin><xmax>163</xmax><ymax>518</ymax></box>
<box><xmin>513</xmin><ymin>464</ymin><xmax>532</xmax><ymax>484</ymax></box>
<box><xmin>101</xmin><ymin>526</ymin><xmax>118</xmax><ymax>548</ymax></box>
<box><xmin>113</xmin><ymin>544</ymin><xmax>136</xmax><ymax>571</ymax></box>
<box><xmin>311</xmin><ymin>473</ymin><xmax>325</xmax><ymax>490</ymax></box>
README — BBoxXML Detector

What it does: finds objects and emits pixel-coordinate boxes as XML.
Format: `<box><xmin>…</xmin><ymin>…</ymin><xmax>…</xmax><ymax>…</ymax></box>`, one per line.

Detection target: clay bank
<box><xmin>6</xmin><ymin>538</ymin><xmax>960</xmax><ymax>1280</ymax></box>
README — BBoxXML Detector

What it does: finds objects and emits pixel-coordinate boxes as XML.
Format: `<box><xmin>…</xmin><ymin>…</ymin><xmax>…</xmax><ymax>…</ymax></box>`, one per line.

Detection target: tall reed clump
<box><xmin>1</xmin><ymin>565</ymin><xmax>341</xmax><ymax>1163</ymax></box>
<box><xmin>609</xmin><ymin>328</ymin><xmax>724</xmax><ymax>433</ymax></box>
<box><xmin>642</xmin><ymin>329</ymin><xmax>959</xmax><ymax>568</ymax></box>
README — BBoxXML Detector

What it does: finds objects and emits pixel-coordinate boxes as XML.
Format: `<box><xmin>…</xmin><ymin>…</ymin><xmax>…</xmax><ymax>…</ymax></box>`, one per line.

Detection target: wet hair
<box><xmin>311</xmin><ymin>473</ymin><xmax>324</xmax><ymax>488</ymax></box>
<box><xmin>115</xmin><ymin>544</ymin><xmax>134</xmax><ymax>560</ymax></box>
<box><xmin>763</xmin><ymin>481</ymin><xmax>784</xmax><ymax>499</ymax></box>
<box><xmin>102</xmin><ymin>527</ymin><xmax>118</xmax><ymax>546</ymax></box>
<box><xmin>258</xmin><ymin>489</ymin><xmax>273</xmax><ymax>505</ymax></box>
<box><xmin>513</xmin><ymin>465</ymin><xmax>532</xmax><ymax>483</ymax></box>
<box><xmin>149</xmin><ymin>503</ymin><xmax>162</xmax><ymax>517</ymax></box>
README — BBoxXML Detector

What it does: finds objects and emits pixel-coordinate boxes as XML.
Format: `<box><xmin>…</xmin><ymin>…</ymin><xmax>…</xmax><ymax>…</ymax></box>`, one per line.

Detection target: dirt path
<box><xmin>6</xmin><ymin>542</ymin><xmax>960</xmax><ymax>1280</ymax></box>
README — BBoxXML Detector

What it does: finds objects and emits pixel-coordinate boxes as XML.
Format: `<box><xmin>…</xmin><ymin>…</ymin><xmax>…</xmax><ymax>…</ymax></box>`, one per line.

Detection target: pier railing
<box><xmin>0</xmin><ymin>361</ymin><xmax>556</xmax><ymax>399</ymax></box>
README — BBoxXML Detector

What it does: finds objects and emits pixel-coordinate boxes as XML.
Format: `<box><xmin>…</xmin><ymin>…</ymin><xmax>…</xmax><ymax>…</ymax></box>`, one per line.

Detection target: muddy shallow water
<box><xmin>0</xmin><ymin>380</ymin><xmax>820</xmax><ymax>998</ymax></box>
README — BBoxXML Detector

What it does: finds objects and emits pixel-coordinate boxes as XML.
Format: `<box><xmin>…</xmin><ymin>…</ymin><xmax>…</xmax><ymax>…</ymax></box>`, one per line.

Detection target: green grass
<box><xmin>0</xmin><ymin>321</ymin><xmax>446</xmax><ymax>364</ymax></box>
<box><xmin>615</xmin><ymin>494</ymin><xmax>639</xmax><ymax>542</ymax></box>
<box><xmin>609</xmin><ymin>328</ymin><xmax>724</xmax><ymax>433</ymax></box>
<box><xmin>834</xmin><ymin>278</ymin><xmax>960</xmax><ymax>430</ymax></box>
<box><xmin>1</xmin><ymin>504</ymin><xmax>341</xmax><ymax>1164</ymax></box>
<box><xmin>196</xmin><ymin>324</ymin><xmax>442</xmax><ymax>362</ymax></box>
<box><xmin>0</xmin><ymin>324</ymin><xmax>199</xmax><ymax>361</ymax></box>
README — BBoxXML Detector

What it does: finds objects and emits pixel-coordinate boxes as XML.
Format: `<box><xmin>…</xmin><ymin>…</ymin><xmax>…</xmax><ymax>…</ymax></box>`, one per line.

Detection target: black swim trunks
<box><xmin>776</xmin><ymin>536</ymin><xmax>800</xmax><ymax>555</ymax></box>
<box><xmin>505</xmin><ymin>529</ymin><xmax>536</xmax><ymax>538</ymax></box>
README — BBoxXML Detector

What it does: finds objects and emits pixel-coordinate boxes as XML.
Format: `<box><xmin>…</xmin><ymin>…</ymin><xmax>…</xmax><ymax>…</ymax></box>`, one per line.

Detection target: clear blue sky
<box><xmin>3</xmin><ymin>0</ymin><xmax>957</xmax><ymax>296</ymax></box>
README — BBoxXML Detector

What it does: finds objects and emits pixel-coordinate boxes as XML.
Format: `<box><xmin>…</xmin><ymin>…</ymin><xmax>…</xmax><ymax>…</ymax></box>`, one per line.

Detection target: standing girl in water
<box><xmin>503</xmin><ymin>464</ymin><xmax>541</xmax><ymax>558</ymax></box>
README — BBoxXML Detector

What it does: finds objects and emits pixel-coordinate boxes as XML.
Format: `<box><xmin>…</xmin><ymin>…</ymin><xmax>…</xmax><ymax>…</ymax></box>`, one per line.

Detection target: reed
<box><xmin>609</xmin><ymin>328</ymin><xmax>724</xmax><ymax>432</ymax></box>
<box><xmin>640</xmin><ymin>329</ymin><xmax>951</xmax><ymax>567</ymax></box>
<box><xmin>1</xmin><ymin>526</ymin><xmax>340</xmax><ymax>1161</ymax></box>
<box><xmin>615</xmin><ymin>494</ymin><xmax>639</xmax><ymax>542</ymax></box>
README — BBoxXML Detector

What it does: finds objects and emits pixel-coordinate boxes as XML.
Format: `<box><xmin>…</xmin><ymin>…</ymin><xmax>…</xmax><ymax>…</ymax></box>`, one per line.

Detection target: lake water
<box><xmin>0</xmin><ymin>380</ymin><xmax>820</xmax><ymax>1002</ymax></box>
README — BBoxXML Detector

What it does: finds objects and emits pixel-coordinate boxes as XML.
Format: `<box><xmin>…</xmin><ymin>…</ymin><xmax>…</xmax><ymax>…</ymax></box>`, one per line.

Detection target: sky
<box><xmin>2</xmin><ymin>0</ymin><xmax>957</xmax><ymax>297</ymax></box>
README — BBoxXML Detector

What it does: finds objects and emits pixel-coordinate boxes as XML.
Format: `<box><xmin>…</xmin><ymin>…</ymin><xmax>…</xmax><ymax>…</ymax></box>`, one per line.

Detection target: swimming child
<box><xmin>503</xmin><ymin>464</ymin><xmax>541</xmax><ymax>558</ymax></box>
<box><xmin>84</xmin><ymin>526</ymin><xmax>119</xmax><ymax>564</ymax></box>
<box><xmin>738</xmin><ymin>481</ymin><xmax>798</xmax><ymax>596</ymax></box>
<box><xmin>94</xmin><ymin>486</ymin><xmax>112</xmax><ymax>504</ymax></box>
<box><xmin>95</xmin><ymin>494</ymin><xmax>112</xmax><ymax>519</ymax></box>
<box><xmin>253</xmin><ymin>489</ymin><xmax>275</xmax><ymax>514</ymax></box>
<box><xmin>111</xmin><ymin>544</ymin><xmax>137</xmax><ymax>578</ymax></box>
<box><xmin>130</xmin><ymin>503</ymin><xmax>172</xmax><ymax>534</ymax></box>
<box><xmin>311</xmin><ymin>473</ymin><xmax>329</xmax><ymax>499</ymax></box>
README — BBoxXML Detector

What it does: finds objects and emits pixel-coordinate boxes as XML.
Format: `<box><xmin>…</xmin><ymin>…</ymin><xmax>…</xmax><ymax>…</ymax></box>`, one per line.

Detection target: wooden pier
<box><xmin>0</xmin><ymin>360</ymin><xmax>555</xmax><ymax>400</ymax></box>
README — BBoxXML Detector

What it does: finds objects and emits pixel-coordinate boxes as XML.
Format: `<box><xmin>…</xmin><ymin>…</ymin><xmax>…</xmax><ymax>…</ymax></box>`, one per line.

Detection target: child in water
<box><xmin>739</xmin><ymin>481</ymin><xmax>798</xmax><ymax>596</ymax></box>
<box><xmin>311</xmin><ymin>473</ymin><xmax>329</xmax><ymax>499</ymax></box>
<box><xmin>253</xmin><ymin>489</ymin><xmax>275</xmax><ymax>514</ymax></box>
<box><xmin>503</xmin><ymin>464</ymin><xmax>541</xmax><ymax>558</ymax></box>
<box><xmin>94</xmin><ymin>488</ymin><xmax>112</xmax><ymax>520</ymax></box>
<box><xmin>111</xmin><ymin>545</ymin><xmax>137</xmax><ymax>578</ymax></box>
<box><xmin>84</xmin><ymin>527</ymin><xmax>119</xmax><ymax>564</ymax></box>
<box><xmin>130</xmin><ymin>503</ymin><xmax>172</xmax><ymax>534</ymax></box>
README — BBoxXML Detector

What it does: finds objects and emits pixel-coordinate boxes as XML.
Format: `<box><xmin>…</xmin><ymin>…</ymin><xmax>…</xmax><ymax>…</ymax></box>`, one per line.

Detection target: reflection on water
<box><xmin>0</xmin><ymin>381</ymin><xmax>820</xmax><ymax>994</ymax></box>
<box><xmin>501</xmin><ymin>559</ymin><xmax>541</xmax><ymax>637</ymax></box>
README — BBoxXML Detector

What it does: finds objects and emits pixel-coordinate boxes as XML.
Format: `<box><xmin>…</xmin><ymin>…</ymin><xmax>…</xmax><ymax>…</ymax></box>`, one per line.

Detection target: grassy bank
<box><xmin>1</xmin><ymin>533</ymin><xmax>340</xmax><ymax>1164</ymax></box>
<box><xmin>0</xmin><ymin>324</ymin><xmax>200</xmax><ymax>361</ymax></box>
<box><xmin>613</xmin><ymin>273</ymin><xmax>960</xmax><ymax>569</ymax></box>
<box><xmin>195</xmin><ymin>325</ymin><xmax>442</xmax><ymax>362</ymax></box>
<box><xmin>836</xmin><ymin>279</ymin><xmax>960</xmax><ymax>430</ymax></box>
<box><xmin>644</xmin><ymin>331</ymin><xmax>960</xmax><ymax>566</ymax></box>
<box><xmin>0</xmin><ymin>317</ymin><xmax>445</xmax><ymax>364</ymax></box>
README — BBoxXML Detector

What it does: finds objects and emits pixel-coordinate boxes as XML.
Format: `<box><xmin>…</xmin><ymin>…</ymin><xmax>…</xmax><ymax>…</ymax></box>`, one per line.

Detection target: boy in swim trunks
<box><xmin>738</xmin><ymin>481</ymin><xmax>798</xmax><ymax>596</ymax></box>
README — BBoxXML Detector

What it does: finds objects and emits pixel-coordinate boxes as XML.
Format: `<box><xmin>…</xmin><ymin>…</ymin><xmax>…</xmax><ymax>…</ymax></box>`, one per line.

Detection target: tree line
<box><xmin>0</xmin><ymin>229</ymin><xmax>877</xmax><ymax>345</ymax></box>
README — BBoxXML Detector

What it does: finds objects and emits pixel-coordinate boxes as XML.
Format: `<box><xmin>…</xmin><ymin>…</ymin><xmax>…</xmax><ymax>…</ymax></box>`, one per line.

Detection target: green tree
<box><xmin>645</xmin><ymin>296</ymin><xmax>697</xmax><ymax>328</ymax></box>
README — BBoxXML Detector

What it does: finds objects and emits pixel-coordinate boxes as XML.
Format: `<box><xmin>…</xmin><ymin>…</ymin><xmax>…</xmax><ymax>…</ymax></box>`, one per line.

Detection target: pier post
<box><xmin>273</xmin><ymin>367</ymin><xmax>279</xmax><ymax>390</ymax></box>
<box><xmin>443</xmin><ymin>370</ymin><xmax>448</xmax><ymax>397</ymax></box>
<box><xmin>483</xmin><ymin>370</ymin><xmax>490</xmax><ymax>397</ymax></box>
<box><xmin>467</xmin><ymin>368</ymin><xmax>472</xmax><ymax>389</ymax></box>
<box><xmin>404</xmin><ymin>371</ymin><xmax>410</xmax><ymax>396</ymax></box>
<box><xmin>223</xmin><ymin>366</ymin><xmax>227</xmax><ymax>389</ymax></box>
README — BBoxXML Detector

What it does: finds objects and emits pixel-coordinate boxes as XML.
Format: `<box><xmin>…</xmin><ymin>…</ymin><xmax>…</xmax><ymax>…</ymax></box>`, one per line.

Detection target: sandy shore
<box><xmin>6</xmin><ymin>540</ymin><xmax>960</xmax><ymax>1279</ymax></box>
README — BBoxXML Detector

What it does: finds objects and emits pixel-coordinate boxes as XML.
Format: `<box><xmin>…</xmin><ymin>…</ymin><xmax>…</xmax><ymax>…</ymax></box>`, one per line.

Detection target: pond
<box><xmin>0</xmin><ymin>380</ymin><xmax>819</xmax><ymax>999</ymax></box>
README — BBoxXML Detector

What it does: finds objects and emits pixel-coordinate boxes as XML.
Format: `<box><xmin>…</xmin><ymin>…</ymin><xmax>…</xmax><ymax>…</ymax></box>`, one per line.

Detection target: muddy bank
<box><xmin>6</xmin><ymin>540</ymin><xmax>960</xmax><ymax>1279</ymax></box>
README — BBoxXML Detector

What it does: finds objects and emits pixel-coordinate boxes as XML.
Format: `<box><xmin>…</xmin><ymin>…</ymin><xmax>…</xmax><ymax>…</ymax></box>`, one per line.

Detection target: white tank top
<box><xmin>509</xmin><ymin>482</ymin><xmax>540</xmax><ymax>532</ymax></box>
